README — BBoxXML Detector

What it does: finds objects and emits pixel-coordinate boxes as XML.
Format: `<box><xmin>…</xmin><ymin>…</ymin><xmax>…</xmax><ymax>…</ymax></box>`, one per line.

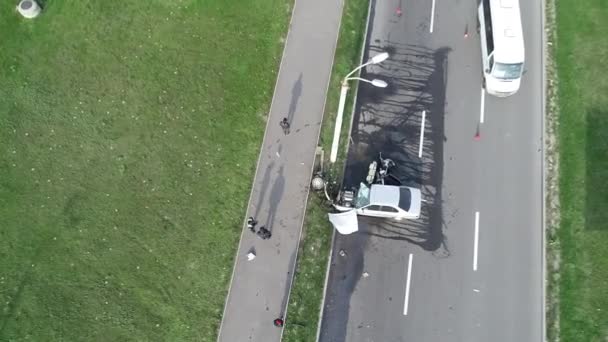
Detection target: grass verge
<box><xmin>544</xmin><ymin>0</ymin><xmax>561</xmax><ymax>339</ymax></box>
<box><xmin>0</xmin><ymin>1</ymin><xmax>290</xmax><ymax>340</ymax></box>
<box><xmin>556</xmin><ymin>0</ymin><xmax>608</xmax><ymax>341</ymax></box>
<box><xmin>282</xmin><ymin>0</ymin><xmax>369</xmax><ymax>340</ymax></box>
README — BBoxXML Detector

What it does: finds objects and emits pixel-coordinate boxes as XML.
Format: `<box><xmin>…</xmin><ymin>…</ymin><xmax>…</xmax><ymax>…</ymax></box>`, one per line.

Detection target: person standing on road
<box><xmin>279</xmin><ymin>118</ymin><xmax>290</xmax><ymax>135</ymax></box>
<box><xmin>247</xmin><ymin>217</ymin><xmax>257</xmax><ymax>233</ymax></box>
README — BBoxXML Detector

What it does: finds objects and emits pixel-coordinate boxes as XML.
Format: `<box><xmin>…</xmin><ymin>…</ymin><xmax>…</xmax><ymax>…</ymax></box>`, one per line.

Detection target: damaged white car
<box><xmin>326</xmin><ymin>154</ymin><xmax>422</xmax><ymax>234</ymax></box>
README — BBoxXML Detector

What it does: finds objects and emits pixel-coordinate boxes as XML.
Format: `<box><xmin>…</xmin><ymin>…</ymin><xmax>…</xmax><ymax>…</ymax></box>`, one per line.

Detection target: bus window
<box><xmin>483</xmin><ymin>0</ymin><xmax>494</xmax><ymax>53</ymax></box>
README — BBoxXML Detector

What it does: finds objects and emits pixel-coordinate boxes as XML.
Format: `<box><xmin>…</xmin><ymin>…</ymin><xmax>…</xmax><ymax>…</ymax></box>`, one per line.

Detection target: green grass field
<box><xmin>556</xmin><ymin>0</ymin><xmax>608</xmax><ymax>341</ymax></box>
<box><xmin>282</xmin><ymin>0</ymin><xmax>369</xmax><ymax>340</ymax></box>
<box><xmin>0</xmin><ymin>1</ymin><xmax>290</xmax><ymax>340</ymax></box>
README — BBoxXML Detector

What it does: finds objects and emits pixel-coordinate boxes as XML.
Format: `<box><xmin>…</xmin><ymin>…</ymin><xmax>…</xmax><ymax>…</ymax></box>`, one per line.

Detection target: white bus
<box><xmin>478</xmin><ymin>0</ymin><xmax>525</xmax><ymax>97</ymax></box>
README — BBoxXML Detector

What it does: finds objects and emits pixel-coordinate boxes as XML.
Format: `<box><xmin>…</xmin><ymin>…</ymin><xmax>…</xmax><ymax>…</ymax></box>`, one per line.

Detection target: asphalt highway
<box><xmin>319</xmin><ymin>0</ymin><xmax>543</xmax><ymax>341</ymax></box>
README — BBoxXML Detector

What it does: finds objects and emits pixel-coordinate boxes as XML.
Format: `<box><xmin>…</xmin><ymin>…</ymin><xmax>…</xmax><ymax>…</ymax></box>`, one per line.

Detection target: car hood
<box><xmin>328</xmin><ymin>210</ymin><xmax>359</xmax><ymax>235</ymax></box>
<box><xmin>486</xmin><ymin>76</ymin><xmax>521</xmax><ymax>97</ymax></box>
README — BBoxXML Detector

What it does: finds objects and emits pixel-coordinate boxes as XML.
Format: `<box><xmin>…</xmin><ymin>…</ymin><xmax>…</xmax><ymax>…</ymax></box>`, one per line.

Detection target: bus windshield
<box><xmin>492</xmin><ymin>62</ymin><xmax>523</xmax><ymax>80</ymax></box>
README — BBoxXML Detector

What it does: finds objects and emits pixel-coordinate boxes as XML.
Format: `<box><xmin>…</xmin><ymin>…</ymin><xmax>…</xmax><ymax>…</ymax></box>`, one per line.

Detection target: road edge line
<box><xmin>314</xmin><ymin>229</ymin><xmax>337</xmax><ymax>340</ymax></box>
<box><xmin>315</xmin><ymin>0</ymin><xmax>375</xmax><ymax>340</ymax></box>
<box><xmin>540</xmin><ymin>0</ymin><xmax>548</xmax><ymax>338</ymax></box>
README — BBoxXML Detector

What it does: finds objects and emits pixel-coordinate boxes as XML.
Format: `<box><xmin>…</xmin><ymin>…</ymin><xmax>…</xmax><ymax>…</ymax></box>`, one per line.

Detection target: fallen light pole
<box><xmin>329</xmin><ymin>52</ymin><xmax>389</xmax><ymax>163</ymax></box>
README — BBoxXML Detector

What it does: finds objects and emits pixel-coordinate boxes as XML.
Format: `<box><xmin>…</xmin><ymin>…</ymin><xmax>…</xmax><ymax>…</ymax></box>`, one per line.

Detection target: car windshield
<box><xmin>492</xmin><ymin>62</ymin><xmax>523</xmax><ymax>80</ymax></box>
<box><xmin>354</xmin><ymin>182</ymin><xmax>371</xmax><ymax>208</ymax></box>
<box><xmin>398</xmin><ymin>187</ymin><xmax>411</xmax><ymax>211</ymax></box>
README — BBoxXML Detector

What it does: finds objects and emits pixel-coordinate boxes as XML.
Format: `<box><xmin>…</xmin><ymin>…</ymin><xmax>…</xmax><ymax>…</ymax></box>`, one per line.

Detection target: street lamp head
<box><xmin>370</xmin><ymin>52</ymin><xmax>389</xmax><ymax>64</ymax></box>
<box><xmin>371</xmin><ymin>79</ymin><xmax>388</xmax><ymax>88</ymax></box>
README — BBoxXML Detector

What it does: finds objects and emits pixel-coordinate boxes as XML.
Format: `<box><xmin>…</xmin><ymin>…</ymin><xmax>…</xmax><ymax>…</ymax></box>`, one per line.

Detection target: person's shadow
<box><xmin>266</xmin><ymin>166</ymin><xmax>286</xmax><ymax>231</ymax></box>
<box><xmin>254</xmin><ymin>161</ymin><xmax>276</xmax><ymax>219</ymax></box>
<box><xmin>287</xmin><ymin>73</ymin><xmax>303</xmax><ymax>122</ymax></box>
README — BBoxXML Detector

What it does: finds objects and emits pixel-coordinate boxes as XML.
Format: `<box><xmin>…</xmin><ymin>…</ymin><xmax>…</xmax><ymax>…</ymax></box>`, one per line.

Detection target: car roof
<box><xmin>490</xmin><ymin>0</ymin><xmax>525</xmax><ymax>63</ymax></box>
<box><xmin>369</xmin><ymin>184</ymin><xmax>400</xmax><ymax>207</ymax></box>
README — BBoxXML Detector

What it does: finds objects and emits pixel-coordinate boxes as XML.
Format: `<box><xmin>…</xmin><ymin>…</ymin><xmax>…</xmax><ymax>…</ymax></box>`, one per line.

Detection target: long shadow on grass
<box><xmin>0</xmin><ymin>244</ymin><xmax>45</xmax><ymax>336</ymax></box>
<box><xmin>585</xmin><ymin>107</ymin><xmax>608</xmax><ymax>231</ymax></box>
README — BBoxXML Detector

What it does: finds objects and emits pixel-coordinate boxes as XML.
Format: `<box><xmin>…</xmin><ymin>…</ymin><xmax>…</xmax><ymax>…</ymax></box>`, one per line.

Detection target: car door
<box><xmin>328</xmin><ymin>209</ymin><xmax>359</xmax><ymax>234</ymax></box>
<box><xmin>359</xmin><ymin>204</ymin><xmax>385</xmax><ymax>218</ymax></box>
<box><xmin>362</xmin><ymin>205</ymin><xmax>401</xmax><ymax>219</ymax></box>
<box><xmin>379</xmin><ymin>205</ymin><xmax>400</xmax><ymax>219</ymax></box>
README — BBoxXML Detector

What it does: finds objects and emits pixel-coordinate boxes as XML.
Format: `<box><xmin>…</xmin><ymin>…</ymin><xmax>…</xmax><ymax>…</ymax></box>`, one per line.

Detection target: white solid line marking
<box><xmin>473</xmin><ymin>212</ymin><xmax>480</xmax><ymax>271</ymax></box>
<box><xmin>418</xmin><ymin>110</ymin><xmax>426</xmax><ymax>158</ymax></box>
<box><xmin>403</xmin><ymin>253</ymin><xmax>413</xmax><ymax>315</ymax></box>
<box><xmin>430</xmin><ymin>0</ymin><xmax>436</xmax><ymax>33</ymax></box>
<box><xmin>479</xmin><ymin>88</ymin><xmax>485</xmax><ymax>123</ymax></box>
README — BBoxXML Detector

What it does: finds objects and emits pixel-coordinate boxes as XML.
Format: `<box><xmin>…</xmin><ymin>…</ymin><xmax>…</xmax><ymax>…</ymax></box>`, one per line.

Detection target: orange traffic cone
<box><xmin>474</xmin><ymin>125</ymin><xmax>481</xmax><ymax>141</ymax></box>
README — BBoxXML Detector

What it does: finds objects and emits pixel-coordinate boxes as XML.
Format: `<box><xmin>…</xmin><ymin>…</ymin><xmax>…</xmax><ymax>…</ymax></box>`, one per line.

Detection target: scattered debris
<box><xmin>247</xmin><ymin>252</ymin><xmax>256</xmax><ymax>261</ymax></box>
<box><xmin>362</xmin><ymin>272</ymin><xmax>369</xmax><ymax>278</ymax></box>
<box><xmin>257</xmin><ymin>227</ymin><xmax>272</xmax><ymax>240</ymax></box>
<box><xmin>339</xmin><ymin>249</ymin><xmax>347</xmax><ymax>257</ymax></box>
